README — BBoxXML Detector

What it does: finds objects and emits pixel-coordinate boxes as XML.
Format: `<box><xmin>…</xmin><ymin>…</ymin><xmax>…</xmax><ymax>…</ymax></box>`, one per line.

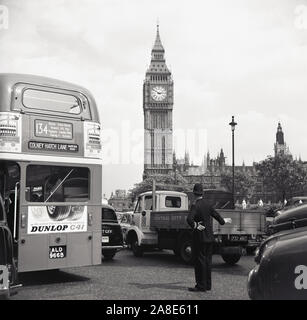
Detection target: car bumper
<box><xmin>102</xmin><ymin>245</ymin><xmax>126</xmax><ymax>250</ymax></box>
<box><xmin>246</xmin><ymin>240</ymin><xmax>262</xmax><ymax>247</ymax></box>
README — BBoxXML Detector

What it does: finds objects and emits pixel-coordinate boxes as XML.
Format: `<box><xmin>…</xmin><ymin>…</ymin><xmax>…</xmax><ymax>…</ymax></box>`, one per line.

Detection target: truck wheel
<box><xmin>102</xmin><ymin>250</ymin><xmax>116</xmax><ymax>260</ymax></box>
<box><xmin>131</xmin><ymin>239</ymin><xmax>143</xmax><ymax>257</ymax></box>
<box><xmin>179</xmin><ymin>238</ymin><xmax>193</xmax><ymax>264</ymax></box>
<box><xmin>221</xmin><ymin>254</ymin><xmax>241</xmax><ymax>265</ymax></box>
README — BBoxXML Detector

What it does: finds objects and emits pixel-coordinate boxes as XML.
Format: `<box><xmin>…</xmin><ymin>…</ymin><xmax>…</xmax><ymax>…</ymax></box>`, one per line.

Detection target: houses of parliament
<box><xmin>142</xmin><ymin>25</ymin><xmax>295</xmax><ymax>196</ymax></box>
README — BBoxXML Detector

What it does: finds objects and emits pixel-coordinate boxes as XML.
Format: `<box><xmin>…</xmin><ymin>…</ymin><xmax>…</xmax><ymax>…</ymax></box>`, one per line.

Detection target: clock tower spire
<box><xmin>143</xmin><ymin>25</ymin><xmax>174</xmax><ymax>179</ymax></box>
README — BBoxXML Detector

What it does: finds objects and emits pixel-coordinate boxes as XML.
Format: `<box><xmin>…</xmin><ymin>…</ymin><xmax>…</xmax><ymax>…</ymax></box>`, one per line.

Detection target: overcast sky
<box><xmin>1</xmin><ymin>0</ymin><xmax>307</xmax><ymax>197</ymax></box>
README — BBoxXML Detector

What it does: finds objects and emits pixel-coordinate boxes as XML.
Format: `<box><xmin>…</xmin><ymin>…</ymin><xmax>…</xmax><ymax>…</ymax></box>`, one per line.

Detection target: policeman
<box><xmin>187</xmin><ymin>183</ymin><xmax>232</xmax><ymax>292</ymax></box>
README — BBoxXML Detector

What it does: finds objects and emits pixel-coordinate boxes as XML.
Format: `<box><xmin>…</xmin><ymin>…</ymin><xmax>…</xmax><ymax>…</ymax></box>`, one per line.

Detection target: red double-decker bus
<box><xmin>0</xmin><ymin>73</ymin><xmax>103</xmax><ymax>297</ymax></box>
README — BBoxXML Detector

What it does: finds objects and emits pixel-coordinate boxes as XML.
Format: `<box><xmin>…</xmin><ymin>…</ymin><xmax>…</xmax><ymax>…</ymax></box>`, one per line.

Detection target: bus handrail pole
<box><xmin>13</xmin><ymin>182</ymin><xmax>19</xmax><ymax>240</ymax></box>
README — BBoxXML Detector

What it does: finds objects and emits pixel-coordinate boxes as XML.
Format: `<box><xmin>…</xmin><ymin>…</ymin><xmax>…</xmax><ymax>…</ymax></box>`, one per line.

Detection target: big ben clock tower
<box><xmin>143</xmin><ymin>25</ymin><xmax>174</xmax><ymax>179</ymax></box>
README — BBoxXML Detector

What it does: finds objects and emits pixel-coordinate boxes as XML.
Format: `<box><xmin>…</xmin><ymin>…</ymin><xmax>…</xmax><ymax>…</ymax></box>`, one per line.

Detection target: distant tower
<box><xmin>184</xmin><ymin>151</ymin><xmax>190</xmax><ymax>166</ymax></box>
<box><xmin>274</xmin><ymin>122</ymin><xmax>290</xmax><ymax>156</ymax></box>
<box><xmin>219</xmin><ymin>148</ymin><xmax>226</xmax><ymax>167</ymax></box>
<box><xmin>143</xmin><ymin>24</ymin><xmax>174</xmax><ymax>179</ymax></box>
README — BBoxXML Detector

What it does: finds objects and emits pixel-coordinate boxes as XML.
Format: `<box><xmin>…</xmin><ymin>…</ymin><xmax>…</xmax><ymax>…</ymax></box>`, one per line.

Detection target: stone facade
<box><xmin>108</xmin><ymin>190</ymin><xmax>133</xmax><ymax>212</ymax></box>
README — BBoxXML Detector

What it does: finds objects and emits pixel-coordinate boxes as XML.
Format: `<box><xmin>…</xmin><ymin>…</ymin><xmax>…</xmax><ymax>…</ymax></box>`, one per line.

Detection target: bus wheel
<box><xmin>179</xmin><ymin>237</ymin><xmax>193</xmax><ymax>264</ymax></box>
<box><xmin>47</xmin><ymin>205</ymin><xmax>71</xmax><ymax>221</ymax></box>
<box><xmin>221</xmin><ymin>254</ymin><xmax>241</xmax><ymax>265</ymax></box>
<box><xmin>131</xmin><ymin>238</ymin><xmax>143</xmax><ymax>257</ymax></box>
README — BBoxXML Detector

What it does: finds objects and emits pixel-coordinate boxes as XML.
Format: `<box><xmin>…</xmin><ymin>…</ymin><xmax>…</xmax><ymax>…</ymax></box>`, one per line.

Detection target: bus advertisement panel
<box><xmin>27</xmin><ymin>205</ymin><xmax>88</xmax><ymax>234</ymax></box>
<box><xmin>0</xmin><ymin>112</ymin><xmax>22</xmax><ymax>153</ymax></box>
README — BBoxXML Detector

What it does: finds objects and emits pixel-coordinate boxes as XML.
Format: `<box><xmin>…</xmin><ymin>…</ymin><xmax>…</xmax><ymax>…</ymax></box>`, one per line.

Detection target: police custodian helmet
<box><xmin>193</xmin><ymin>183</ymin><xmax>203</xmax><ymax>196</ymax></box>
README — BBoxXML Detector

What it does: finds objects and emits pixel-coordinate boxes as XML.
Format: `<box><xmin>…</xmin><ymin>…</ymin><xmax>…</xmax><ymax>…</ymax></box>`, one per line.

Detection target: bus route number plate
<box><xmin>49</xmin><ymin>246</ymin><xmax>67</xmax><ymax>259</ymax></box>
<box><xmin>35</xmin><ymin>120</ymin><xmax>73</xmax><ymax>140</ymax></box>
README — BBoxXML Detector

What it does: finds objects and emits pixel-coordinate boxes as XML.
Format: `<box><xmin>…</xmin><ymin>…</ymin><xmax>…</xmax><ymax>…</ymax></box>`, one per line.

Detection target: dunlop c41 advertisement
<box><xmin>27</xmin><ymin>205</ymin><xmax>87</xmax><ymax>234</ymax></box>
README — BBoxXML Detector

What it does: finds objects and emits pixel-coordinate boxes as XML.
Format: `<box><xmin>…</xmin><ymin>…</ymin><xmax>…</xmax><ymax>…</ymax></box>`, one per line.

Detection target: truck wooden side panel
<box><xmin>151</xmin><ymin>209</ymin><xmax>266</xmax><ymax>235</ymax></box>
<box><xmin>213</xmin><ymin>210</ymin><xmax>266</xmax><ymax>235</ymax></box>
<box><xmin>150</xmin><ymin>210</ymin><xmax>190</xmax><ymax>230</ymax></box>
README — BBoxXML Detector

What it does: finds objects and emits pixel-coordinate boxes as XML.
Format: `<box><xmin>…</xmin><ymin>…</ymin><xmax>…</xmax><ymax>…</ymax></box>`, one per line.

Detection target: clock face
<box><xmin>151</xmin><ymin>86</ymin><xmax>167</xmax><ymax>101</ymax></box>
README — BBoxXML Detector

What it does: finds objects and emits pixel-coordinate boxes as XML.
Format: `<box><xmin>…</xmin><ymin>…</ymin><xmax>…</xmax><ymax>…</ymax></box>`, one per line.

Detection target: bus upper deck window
<box><xmin>23</xmin><ymin>89</ymin><xmax>81</xmax><ymax>114</ymax></box>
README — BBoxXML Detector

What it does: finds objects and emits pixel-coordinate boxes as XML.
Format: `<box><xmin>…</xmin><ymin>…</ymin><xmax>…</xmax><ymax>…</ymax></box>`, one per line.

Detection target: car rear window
<box><xmin>102</xmin><ymin>208</ymin><xmax>117</xmax><ymax>221</ymax></box>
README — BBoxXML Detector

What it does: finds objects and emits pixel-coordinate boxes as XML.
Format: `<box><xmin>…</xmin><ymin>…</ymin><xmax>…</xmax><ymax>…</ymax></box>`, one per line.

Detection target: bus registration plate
<box><xmin>102</xmin><ymin>236</ymin><xmax>109</xmax><ymax>243</ymax></box>
<box><xmin>49</xmin><ymin>246</ymin><xmax>67</xmax><ymax>259</ymax></box>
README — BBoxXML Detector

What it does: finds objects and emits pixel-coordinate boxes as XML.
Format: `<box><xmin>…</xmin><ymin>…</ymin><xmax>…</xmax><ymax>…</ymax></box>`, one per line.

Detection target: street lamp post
<box><xmin>229</xmin><ymin>116</ymin><xmax>237</xmax><ymax>206</ymax></box>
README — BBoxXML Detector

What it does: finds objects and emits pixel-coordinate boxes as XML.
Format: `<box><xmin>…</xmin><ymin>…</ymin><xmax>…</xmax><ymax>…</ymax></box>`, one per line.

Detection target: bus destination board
<box><xmin>35</xmin><ymin>120</ymin><xmax>73</xmax><ymax>140</ymax></box>
<box><xmin>28</xmin><ymin>141</ymin><xmax>79</xmax><ymax>152</ymax></box>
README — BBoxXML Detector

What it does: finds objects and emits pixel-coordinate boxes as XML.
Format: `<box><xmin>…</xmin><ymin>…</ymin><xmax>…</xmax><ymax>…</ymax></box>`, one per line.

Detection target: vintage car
<box><xmin>248</xmin><ymin>204</ymin><xmax>307</xmax><ymax>299</ymax></box>
<box><xmin>283</xmin><ymin>196</ymin><xmax>307</xmax><ymax>210</ymax></box>
<box><xmin>101</xmin><ymin>204</ymin><xmax>124</xmax><ymax>260</ymax></box>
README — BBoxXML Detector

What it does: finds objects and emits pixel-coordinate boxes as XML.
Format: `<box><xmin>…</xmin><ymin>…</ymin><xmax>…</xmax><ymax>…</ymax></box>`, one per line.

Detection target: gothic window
<box><xmin>162</xmin><ymin>136</ymin><xmax>166</xmax><ymax>166</ymax></box>
<box><xmin>151</xmin><ymin>132</ymin><xmax>154</xmax><ymax>165</ymax></box>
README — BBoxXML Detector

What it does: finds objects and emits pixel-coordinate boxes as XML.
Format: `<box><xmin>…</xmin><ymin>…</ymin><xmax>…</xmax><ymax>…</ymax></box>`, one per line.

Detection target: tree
<box><xmin>128</xmin><ymin>173</ymin><xmax>190</xmax><ymax>202</ymax></box>
<box><xmin>220</xmin><ymin>170</ymin><xmax>257</xmax><ymax>200</ymax></box>
<box><xmin>255</xmin><ymin>154</ymin><xmax>307</xmax><ymax>201</ymax></box>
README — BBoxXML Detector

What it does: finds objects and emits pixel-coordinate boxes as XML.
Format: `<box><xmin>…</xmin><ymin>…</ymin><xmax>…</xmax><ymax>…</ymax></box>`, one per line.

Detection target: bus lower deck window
<box><xmin>26</xmin><ymin>165</ymin><xmax>89</xmax><ymax>202</ymax></box>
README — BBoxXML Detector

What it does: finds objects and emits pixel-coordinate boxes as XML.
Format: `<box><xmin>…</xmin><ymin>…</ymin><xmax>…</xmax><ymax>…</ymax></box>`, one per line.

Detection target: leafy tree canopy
<box><xmin>128</xmin><ymin>173</ymin><xmax>189</xmax><ymax>202</ymax></box>
<box><xmin>220</xmin><ymin>170</ymin><xmax>257</xmax><ymax>199</ymax></box>
<box><xmin>255</xmin><ymin>154</ymin><xmax>307</xmax><ymax>200</ymax></box>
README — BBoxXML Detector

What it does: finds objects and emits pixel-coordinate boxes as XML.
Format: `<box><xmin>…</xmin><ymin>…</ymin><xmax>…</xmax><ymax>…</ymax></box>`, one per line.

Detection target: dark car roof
<box><xmin>101</xmin><ymin>204</ymin><xmax>115</xmax><ymax>211</ymax></box>
<box><xmin>288</xmin><ymin>197</ymin><xmax>307</xmax><ymax>202</ymax></box>
<box><xmin>273</xmin><ymin>203</ymin><xmax>307</xmax><ymax>227</ymax></box>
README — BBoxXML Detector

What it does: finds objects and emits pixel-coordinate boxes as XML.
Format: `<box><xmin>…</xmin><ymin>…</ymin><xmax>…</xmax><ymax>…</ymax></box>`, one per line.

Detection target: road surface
<box><xmin>12</xmin><ymin>249</ymin><xmax>255</xmax><ymax>300</ymax></box>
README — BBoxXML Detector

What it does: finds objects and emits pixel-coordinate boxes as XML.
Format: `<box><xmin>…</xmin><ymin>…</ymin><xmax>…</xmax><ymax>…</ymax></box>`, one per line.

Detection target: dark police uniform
<box><xmin>187</xmin><ymin>195</ymin><xmax>225</xmax><ymax>291</ymax></box>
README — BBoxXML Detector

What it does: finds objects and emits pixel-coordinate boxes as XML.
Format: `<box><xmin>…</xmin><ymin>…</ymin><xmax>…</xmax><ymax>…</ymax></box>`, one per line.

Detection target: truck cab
<box><xmin>126</xmin><ymin>191</ymin><xmax>188</xmax><ymax>256</ymax></box>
